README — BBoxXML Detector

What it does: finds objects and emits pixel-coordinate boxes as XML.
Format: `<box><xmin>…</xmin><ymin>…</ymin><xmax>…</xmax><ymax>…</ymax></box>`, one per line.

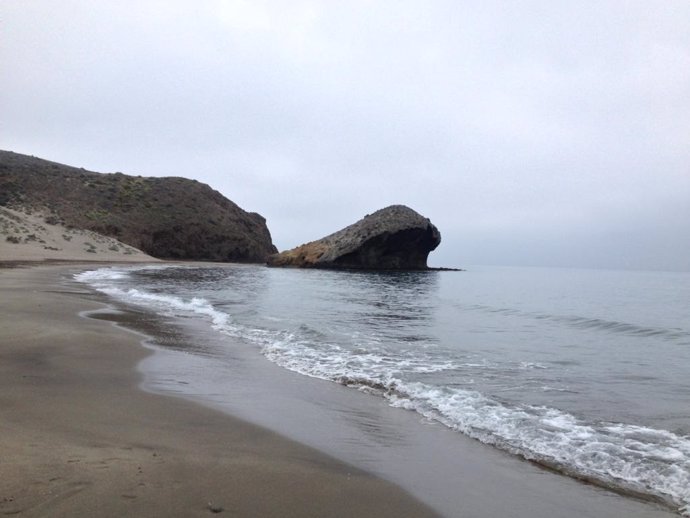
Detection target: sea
<box><xmin>74</xmin><ymin>264</ymin><xmax>690</xmax><ymax>517</ymax></box>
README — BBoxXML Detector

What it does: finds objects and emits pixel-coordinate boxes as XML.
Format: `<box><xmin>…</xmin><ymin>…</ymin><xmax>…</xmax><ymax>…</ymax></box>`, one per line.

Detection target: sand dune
<box><xmin>0</xmin><ymin>206</ymin><xmax>155</xmax><ymax>262</ymax></box>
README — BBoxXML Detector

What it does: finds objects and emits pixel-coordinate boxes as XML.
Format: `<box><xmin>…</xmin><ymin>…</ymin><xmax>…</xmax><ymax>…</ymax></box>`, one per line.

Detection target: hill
<box><xmin>0</xmin><ymin>151</ymin><xmax>276</xmax><ymax>262</ymax></box>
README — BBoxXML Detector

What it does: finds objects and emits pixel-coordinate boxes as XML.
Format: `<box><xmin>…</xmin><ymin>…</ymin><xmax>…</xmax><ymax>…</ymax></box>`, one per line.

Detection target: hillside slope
<box><xmin>0</xmin><ymin>151</ymin><xmax>276</xmax><ymax>262</ymax></box>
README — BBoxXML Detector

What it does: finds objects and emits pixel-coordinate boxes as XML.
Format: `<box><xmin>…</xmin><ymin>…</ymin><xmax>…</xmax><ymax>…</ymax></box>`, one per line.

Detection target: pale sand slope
<box><xmin>0</xmin><ymin>206</ymin><xmax>155</xmax><ymax>262</ymax></box>
<box><xmin>0</xmin><ymin>264</ymin><xmax>438</xmax><ymax>518</ymax></box>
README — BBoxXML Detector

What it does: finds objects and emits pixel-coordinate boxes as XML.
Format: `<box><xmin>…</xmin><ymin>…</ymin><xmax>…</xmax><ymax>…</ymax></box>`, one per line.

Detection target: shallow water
<box><xmin>75</xmin><ymin>264</ymin><xmax>690</xmax><ymax>516</ymax></box>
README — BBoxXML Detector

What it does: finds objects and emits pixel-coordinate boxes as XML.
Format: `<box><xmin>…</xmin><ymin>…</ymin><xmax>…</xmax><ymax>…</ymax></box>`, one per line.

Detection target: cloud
<box><xmin>2</xmin><ymin>1</ymin><xmax>689</xmax><ymax>270</ymax></box>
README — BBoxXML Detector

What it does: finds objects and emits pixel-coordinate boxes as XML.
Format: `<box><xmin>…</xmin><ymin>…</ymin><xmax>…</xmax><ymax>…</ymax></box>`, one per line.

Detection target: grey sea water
<box><xmin>76</xmin><ymin>264</ymin><xmax>690</xmax><ymax>515</ymax></box>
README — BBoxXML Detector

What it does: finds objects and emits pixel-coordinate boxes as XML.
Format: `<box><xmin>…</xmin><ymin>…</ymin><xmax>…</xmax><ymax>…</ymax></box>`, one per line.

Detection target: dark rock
<box><xmin>0</xmin><ymin>150</ymin><xmax>277</xmax><ymax>262</ymax></box>
<box><xmin>267</xmin><ymin>205</ymin><xmax>441</xmax><ymax>270</ymax></box>
<box><xmin>207</xmin><ymin>502</ymin><xmax>224</xmax><ymax>513</ymax></box>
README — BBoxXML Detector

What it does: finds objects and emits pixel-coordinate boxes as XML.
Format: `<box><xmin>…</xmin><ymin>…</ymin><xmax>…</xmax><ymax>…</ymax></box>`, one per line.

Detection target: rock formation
<box><xmin>267</xmin><ymin>205</ymin><xmax>440</xmax><ymax>270</ymax></box>
<box><xmin>0</xmin><ymin>150</ymin><xmax>277</xmax><ymax>262</ymax></box>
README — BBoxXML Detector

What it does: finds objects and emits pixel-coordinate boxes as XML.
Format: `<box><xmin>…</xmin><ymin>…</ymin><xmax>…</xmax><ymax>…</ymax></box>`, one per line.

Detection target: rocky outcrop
<box><xmin>267</xmin><ymin>205</ymin><xmax>440</xmax><ymax>270</ymax></box>
<box><xmin>0</xmin><ymin>150</ymin><xmax>277</xmax><ymax>262</ymax></box>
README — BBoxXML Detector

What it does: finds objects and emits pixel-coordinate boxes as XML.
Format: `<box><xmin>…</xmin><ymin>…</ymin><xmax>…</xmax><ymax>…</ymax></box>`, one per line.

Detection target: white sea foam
<box><xmin>75</xmin><ymin>266</ymin><xmax>232</xmax><ymax>330</ymax></box>
<box><xmin>260</xmin><ymin>334</ymin><xmax>690</xmax><ymax>514</ymax></box>
<box><xmin>74</xmin><ymin>267</ymin><xmax>128</xmax><ymax>283</ymax></box>
<box><xmin>107</xmin><ymin>288</ymin><xmax>231</xmax><ymax>329</ymax></box>
<box><xmin>74</xmin><ymin>265</ymin><xmax>169</xmax><ymax>286</ymax></box>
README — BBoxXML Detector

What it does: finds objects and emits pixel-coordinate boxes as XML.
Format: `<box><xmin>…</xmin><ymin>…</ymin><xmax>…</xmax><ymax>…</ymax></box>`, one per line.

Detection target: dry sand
<box><xmin>0</xmin><ymin>206</ymin><xmax>155</xmax><ymax>262</ymax></box>
<box><xmin>0</xmin><ymin>263</ymin><xmax>439</xmax><ymax>517</ymax></box>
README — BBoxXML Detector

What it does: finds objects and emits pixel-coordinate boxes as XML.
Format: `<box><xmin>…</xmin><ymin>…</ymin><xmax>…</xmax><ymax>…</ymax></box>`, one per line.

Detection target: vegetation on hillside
<box><xmin>0</xmin><ymin>151</ymin><xmax>276</xmax><ymax>262</ymax></box>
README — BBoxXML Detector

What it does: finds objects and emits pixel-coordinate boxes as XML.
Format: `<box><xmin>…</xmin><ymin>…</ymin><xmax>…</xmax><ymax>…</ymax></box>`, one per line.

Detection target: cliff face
<box><xmin>268</xmin><ymin>205</ymin><xmax>441</xmax><ymax>270</ymax></box>
<box><xmin>0</xmin><ymin>150</ymin><xmax>277</xmax><ymax>262</ymax></box>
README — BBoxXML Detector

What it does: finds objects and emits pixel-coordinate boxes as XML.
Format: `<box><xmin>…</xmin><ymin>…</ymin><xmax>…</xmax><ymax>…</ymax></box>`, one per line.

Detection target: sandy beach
<box><xmin>0</xmin><ymin>263</ymin><xmax>439</xmax><ymax>518</ymax></box>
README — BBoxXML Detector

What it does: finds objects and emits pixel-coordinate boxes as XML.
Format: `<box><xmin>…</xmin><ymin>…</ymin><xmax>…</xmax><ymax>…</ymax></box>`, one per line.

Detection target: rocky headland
<box><xmin>267</xmin><ymin>205</ymin><xmax>441</xmax><ymax>270</ymax></box>
<box><xmin>0</xmin><ymin>151</ymin><xmax>277</xmax><ymax>262</ymax></box>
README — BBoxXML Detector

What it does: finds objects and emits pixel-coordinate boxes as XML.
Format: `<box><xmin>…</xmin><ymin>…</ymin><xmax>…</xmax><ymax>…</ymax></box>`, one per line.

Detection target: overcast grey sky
<box><xmin>2</xmin><ymin>1</ymin><xmax>689</xmax><ymax>270</ymax></box>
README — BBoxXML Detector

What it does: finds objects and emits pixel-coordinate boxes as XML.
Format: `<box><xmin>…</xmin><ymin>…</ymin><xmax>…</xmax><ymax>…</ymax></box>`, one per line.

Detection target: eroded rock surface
<box><xmin>267</xmin><ymin>205</ymin><xmax>440</xmax><ymax>270</ymax></box>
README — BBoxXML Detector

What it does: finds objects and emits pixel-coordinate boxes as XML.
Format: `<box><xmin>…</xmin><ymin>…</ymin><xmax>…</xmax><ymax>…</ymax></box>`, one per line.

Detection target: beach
<box><xmin>1</xmin><ymin>260</ymin><xmax>683</xmax><ymax>518</ymax></box>
<box><xmin>0</xmin><ymin>262</ymin><xmax>439</xmax><ymax>518</ymax></box>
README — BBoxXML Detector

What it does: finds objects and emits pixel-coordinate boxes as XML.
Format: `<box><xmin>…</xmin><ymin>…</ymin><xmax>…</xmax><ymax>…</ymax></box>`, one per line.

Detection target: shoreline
<box><xmin>0</xmin><ymin>263</ymin><xmax>439</xmax><ymax>517</ymax></box>
<box><xmin>73</xmin><ymin>263</ymin><xmax>679</xmax><ymax>518</ymax></box>
<box><xmin>2</xmin><ymin>261</ymin><xmax>681</xmax><ymax>518</ymax></box>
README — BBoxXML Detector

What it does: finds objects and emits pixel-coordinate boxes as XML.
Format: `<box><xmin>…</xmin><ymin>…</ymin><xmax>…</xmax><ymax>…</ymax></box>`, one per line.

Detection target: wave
<box><xmin>464</xmin><ymin>303</ymin><xmax>690</xmax><ymax>343</ymax></box>
<box><xmin>388</xmin><ymin>383</ymin><xmax>690</xmax><ymax>511</ymax></box>
<box><xmin>76</xmin><ymin>267</ymin><xmax>232</xmax><ymax>331</ymax></box>
<box><xmin>74</xmin><ymin>267</ymin><xmax>129</xmax><ymax>282</ymax></box>
<box><xmin>74</xmin><ymin>265</ymin><xmax>170</xmax><ymax>284</ymax></box>
<box><xmin>76</xmin><ymin>266</ymin><xmax>690</xmax><ymax>515</ymax></box>
<box><xmin>262</xmin><ymin>338</ymin><xmax>690</xmax><ymax>515</ymax></box>
<box><xmin>267</xmin><ymin>341</ymin><xmax>690</xmax><ymax>513</ymax></box>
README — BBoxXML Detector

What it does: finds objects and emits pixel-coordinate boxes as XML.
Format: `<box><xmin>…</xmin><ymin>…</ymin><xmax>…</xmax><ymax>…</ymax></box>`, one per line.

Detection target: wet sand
<box><xmin>0</xmin><ymin>263</ymin><xmax>439</xmax><ymax>517</ymax></box>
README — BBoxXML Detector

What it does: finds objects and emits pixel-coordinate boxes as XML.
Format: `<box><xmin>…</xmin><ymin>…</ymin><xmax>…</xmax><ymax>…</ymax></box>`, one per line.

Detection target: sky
<box><xmin>2</xmin><ymin>1</ymin><xmax>689</xmax><ymax>271</ymax></box>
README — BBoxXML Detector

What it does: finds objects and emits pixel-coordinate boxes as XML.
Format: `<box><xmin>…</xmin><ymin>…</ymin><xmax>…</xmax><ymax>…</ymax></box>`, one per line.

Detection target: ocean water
<box><xmin>75</xmin><ymin>264</ymin><xmax>690</xmax><ymax>515</ymax></box>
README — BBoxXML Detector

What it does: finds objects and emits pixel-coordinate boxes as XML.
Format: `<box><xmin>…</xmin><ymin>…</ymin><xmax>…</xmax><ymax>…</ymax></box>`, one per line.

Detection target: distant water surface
<box><xmin>76</xmin><ymin>265</ymin><xmax>690</xmax><ymax>515</ymax></box>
